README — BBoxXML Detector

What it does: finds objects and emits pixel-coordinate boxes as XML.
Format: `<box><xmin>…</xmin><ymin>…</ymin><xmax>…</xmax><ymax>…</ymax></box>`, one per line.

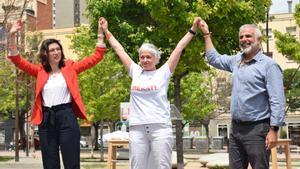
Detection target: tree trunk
<box><xmin>90</xmin><ymin>124</ymin><xmax>96</xmax><ymax>158</ymax></box>
<box><xmin>175</xmin><ymin>120</ymin><xmax>183</xmax><ymax>169</ymax></box>
<box><xmin>100</xmin><ymin>119</ymin><xmax>104</xmax><ymax>161</ymax></box>
<box><xmin>203</xmin><ymin>122</ymin><xmax>210</xmax><ymax>153</ymax></box>
<box><xmin>174</xmin><ymin>76</ymin><xmax>183</xmax><ymax>169</ymax></box>
<box><xmin>90</xmin><ymin>122</ymin><xmax>99</xmax><ymax>158</ymax></box>
<box><xmin>94</xmin><ymin>122</ymin><xmax>99</xmax><ymax>150</ymax></box>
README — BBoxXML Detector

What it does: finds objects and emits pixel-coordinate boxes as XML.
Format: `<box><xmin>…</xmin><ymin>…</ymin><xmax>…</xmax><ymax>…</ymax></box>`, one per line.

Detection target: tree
<box><xmin>0</xmin><ymin>0</ymin><xmax>37</xmax><ymax>126</ymax></box>
<box><xmin>273</xmin><ymin>3</ymin><xmax>300</xmax><ymax>112</ymax></box>
<box><xmin>83</xmin><ymin>0</ymin><xmax>271</xmax><ymax>167</ymax></box>
<box><xmin>283</xmin><ymin>69</ymin><xmax>300</xmax><ymax>112</ymax></box>
<box><xmin>274</xmin><ymin>31</ymin><xmax>300</xmax><ymax>62</ymax></box>
<box><xmin>179</xmin><ymin>71</ymin><xmax>218</xmax><ymax>152</ymax></box>
<box><xmin>0</xmin><ymin>0</ymin><xmax>37</xmax><ymax>160</ymax></box>
<box><xmin>0</xmin><ymin>60</ymin><xmax>17</xmax><ymax>119</ymax></box>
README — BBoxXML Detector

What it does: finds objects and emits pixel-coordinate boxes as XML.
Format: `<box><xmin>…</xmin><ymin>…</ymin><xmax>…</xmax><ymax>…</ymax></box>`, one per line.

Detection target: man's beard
<box><xmin>240</xmin><ymin>41</ymin><xmax>259</xmax><ymax>54</ymax></box>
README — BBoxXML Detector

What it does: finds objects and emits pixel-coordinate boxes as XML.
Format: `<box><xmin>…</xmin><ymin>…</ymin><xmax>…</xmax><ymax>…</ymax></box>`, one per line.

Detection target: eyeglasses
<box><xmin>48</xmin><ymin>47</ymin><xmax>61</xmax><ymax>53</ymax></box>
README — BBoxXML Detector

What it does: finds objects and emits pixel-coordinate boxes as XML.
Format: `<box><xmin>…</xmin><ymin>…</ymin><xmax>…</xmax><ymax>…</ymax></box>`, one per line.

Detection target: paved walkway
<box><xmin>0</xmin><ymin>150</ymin><xmax>205</xmax><ymax>169</ymax></box>
<box><xmin>0</xmin><ymin>150</ymin><xmax>299</xmax><ymax>168</ymax></box>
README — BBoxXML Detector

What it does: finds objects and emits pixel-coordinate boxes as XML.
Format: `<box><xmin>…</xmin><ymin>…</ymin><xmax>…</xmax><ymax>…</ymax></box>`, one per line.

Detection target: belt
<box><xmin>42</xmin><ymin>103</ymin><xmax>72</xmax><ymax>126</ymax></box>
<box><xmin>232</xmin><ymin>118</ymin><xmax>270</xmax><ymax>126</ymax></box>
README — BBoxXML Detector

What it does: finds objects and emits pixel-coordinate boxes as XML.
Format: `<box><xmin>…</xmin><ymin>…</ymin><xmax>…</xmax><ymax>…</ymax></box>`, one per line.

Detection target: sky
<box><xmin>270</xmin><ymin>0</ymin><xmax>300</xmax><ymax>14</ymax></box>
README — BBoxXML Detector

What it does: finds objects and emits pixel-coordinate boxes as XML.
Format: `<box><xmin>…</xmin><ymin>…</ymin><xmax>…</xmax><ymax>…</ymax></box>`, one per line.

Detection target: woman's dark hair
<box><xmin>38</xmin><ymin>39</ymin><xmax>65</xmax><ymax>72</ymax></box>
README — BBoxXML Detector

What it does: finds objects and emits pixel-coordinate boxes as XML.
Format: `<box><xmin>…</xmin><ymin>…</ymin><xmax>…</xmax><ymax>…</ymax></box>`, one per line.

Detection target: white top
<box><xmin>42</xmin><ymin>72</ymin><xmax>71</xmax><ymax>107</ymax></box>
<box><xmin>128</xmin><ymin>62</ymin><xmax>172</xmax><ymax>126</ymax></box>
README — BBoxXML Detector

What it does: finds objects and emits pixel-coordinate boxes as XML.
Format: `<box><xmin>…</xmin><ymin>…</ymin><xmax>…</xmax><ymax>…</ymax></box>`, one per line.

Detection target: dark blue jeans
<box><xmin>229</xmin><ymin>119</ymin><xmax>270</xmax><ymax>169</ymax></box>
<box><xmin>38</xmin><ymin>103</ymin><xmax>80</xmax><ymax>169</ymax></box>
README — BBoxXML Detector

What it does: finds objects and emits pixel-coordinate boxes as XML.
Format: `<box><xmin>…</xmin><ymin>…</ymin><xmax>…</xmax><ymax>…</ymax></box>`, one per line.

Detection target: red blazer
<box><xmin>8</xmin><ymin>47</ymin><xmax>106</xmax><ymax>125</ymax></box>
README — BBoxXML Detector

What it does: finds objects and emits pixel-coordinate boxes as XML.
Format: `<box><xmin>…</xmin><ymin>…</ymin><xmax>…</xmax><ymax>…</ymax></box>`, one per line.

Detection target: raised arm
<box><xmin>99</xmin><ymin>17</ymin><xmax>133</xmax><ymax>72</ymax></box>
<box><xmin>7</xmin><ymin>20</ymin><xmax>39</xmax><ymax>77</ymax></box>
<box><xmin>198</xmin><ymin>19</ymin><xmax>214</xmax><ymax>52</ymax></box>
<box><xmin>73</xmin><ymin>17</ymin><xmax>107</xmax><ymax>73</ymax></box>
<box><xmin>167</xmin><ymin>17</ymin><xmax>200</xmax><ymax>73</ymax></box>
<box><xmin>8</xmin><ymin>19</ymin><xmax>22</xmax><ymax>56</ymax></box>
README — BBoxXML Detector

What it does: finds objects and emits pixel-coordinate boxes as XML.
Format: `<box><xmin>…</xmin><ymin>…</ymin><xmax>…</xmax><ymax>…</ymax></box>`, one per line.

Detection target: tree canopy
<box><xmin>180</xmin><ymin>71</ymin><xmax>217</xmax><ymax>122</ymax></box>
<box><xmin>85</xmin><ymin>0</ymin><xmax>271</xmax><ymax>75</ymax></box>
<box><xmin>69</xmin><ymin>26</ymin><xmax>131</xmax><ymax>123</ymax></box>
<box><xmin>273</xmin><ymin>3</ymin><xmax>300</xmax><ymax>111</ymax></box>
<box><xmin>283</xmin><ymin>69</ymin><xmax>300</xmax><ymax>111</ymax></box>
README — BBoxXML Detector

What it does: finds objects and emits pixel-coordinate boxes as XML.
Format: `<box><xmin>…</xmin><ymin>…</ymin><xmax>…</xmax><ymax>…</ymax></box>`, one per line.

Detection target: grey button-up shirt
<box><xmin>206</xmin><ymin>49</ymin><xmax>285</xmax><ymax>126</ymax></box>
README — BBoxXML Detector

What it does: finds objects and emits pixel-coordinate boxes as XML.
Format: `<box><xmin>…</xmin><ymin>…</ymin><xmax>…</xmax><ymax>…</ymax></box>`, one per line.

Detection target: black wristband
<box><xmin>270</xmin><ymin>126</ymin><xmax>279</xmax><ymax>132</ymax></box>
<box><xmin>188</xmin><ymin>29</ymin><xmax>196</xmax><ymax>35</ymax></box>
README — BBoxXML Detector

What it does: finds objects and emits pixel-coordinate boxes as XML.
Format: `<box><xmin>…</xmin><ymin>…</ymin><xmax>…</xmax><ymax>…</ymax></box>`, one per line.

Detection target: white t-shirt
<box><xmin>42</xmin><ymin>72</ymin><xmax>71</xmax><ymax>107</ymax></box>
<box><xmin>128</xmin><ymin>62</ymin><xmax>172</xmax><ymax>126</ymax></box>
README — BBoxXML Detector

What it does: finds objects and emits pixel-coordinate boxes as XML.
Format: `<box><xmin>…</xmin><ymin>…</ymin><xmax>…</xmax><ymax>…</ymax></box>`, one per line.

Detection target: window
<box><xmin>0</xmin><ymin>130</ymin><xmax>5</xmax><ymax>144</ymax></box>
<box><xmin>263</xmin><ymin>28</ymin><xmax>272</xmax><ymax>39</ymax></box>
<box><xmin>287</xmin><ymin>123</ymin><xmax>300</xmax><ymax>145</ymax></box>
<box><xmin>217</xmin><ymin>124</ymin><xmax>228</xmax><ymax>146</ymax></box>
<box><xmin>286</xmin><ymin>26</ymin><xmax>297</xmax><ymax>36</ymax></box>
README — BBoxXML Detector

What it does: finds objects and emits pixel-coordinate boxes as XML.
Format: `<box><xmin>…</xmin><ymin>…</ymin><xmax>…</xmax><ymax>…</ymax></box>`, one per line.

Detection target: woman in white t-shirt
<box><xmin>99</xmin><ymin>17</ymin><xmax>200</xmax><ymax>169</ymax></box>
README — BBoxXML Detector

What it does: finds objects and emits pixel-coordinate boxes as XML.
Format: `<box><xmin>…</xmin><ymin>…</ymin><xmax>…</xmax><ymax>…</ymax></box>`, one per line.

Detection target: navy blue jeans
<box><xmin>229</xmin><ymin>119</ymin><xmax>270</xmax><ymax>169</ymax></box>
<box><xmin>38</xmin><ymin>103</ymin><xmax>80</xmax><ymax>169</ymax></box>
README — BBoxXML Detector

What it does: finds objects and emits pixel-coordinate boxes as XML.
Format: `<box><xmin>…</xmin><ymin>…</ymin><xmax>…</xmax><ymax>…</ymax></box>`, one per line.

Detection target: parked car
<box><xmin>9</xmin><ymin>137</ymin><xmax>40</xmax><ymax>151</ymax></box>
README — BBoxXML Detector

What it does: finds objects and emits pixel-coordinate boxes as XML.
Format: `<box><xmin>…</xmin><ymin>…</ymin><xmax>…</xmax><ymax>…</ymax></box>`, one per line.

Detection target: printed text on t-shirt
<box><xmin>131</xmin><ymin>85</ymin><xmax>158</xmax><ymax>91</ymax></box>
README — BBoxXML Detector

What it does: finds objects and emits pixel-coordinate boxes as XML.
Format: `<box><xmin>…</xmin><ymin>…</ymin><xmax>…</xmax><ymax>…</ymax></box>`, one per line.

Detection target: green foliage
<box><xmin>274</xmin><ymin>30</ymin><xmax>300</xmax><ymax>62</ymax></box>
<box><xmin>78</xmin><ymin>52</ymin><xmax>131</xmax><ymax>121</ymax></box>
<box><xmin>69</xmin><ymin>26</ymin><xmax>130</xmax><ymax>122</ymax></box>
<box><xmin>0</xmin><ymin>60</ymin><xmax>17</xmax><ymax>119</ymax></box>
<box><xmin>0</xmin><ymin>62</ymin><xmax>30</xmax><ymax>120</ymax></box>
<box><xmin>0</xmin><ymin>31</ymin><xmax>41</xmax><ymax>120</ymax></box>
<box><xmin>273</xmin><ymin>3</ymin><xmax>300</xmax><ymax>62</ymax></box>
<box><xmin>0</xmin><ymin>156</ymin><xmax>14</xmax><ymax>162</ymax></box>
<box><xmin>68</xmin><ymin>26</ymin><xmax>95</xmax><ymax>56</ymax></box>
<box><xmin>274</xmin><ymin>4</ymin><xmax>300</xmax><ymax>111</ymax></box>
<box><xmin>181</xmin><ymin>71</ymin><xmax>218</xmax><ymax>121</ymax></box>
<box><xmin>26</xmin><ymin>31</ymin><xmax>43</xmax><ymax>52</ymax></box>
<box><xmin>294</xmin><ymin>4</ymin><xmax>300</xmax><ymax>27</ymax></box>
<box><xmin>85</xmin><ymin>0</ymin><xmax>271</xmax><ymax>73</ymax></box>
<box><xmin>283</xmin><ymin>69</ymin><xmax>300</xmax><ymax>111</ymax></box>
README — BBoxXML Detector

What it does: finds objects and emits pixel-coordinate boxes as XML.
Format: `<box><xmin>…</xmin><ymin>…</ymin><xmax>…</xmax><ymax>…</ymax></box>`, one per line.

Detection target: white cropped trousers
<box><xmin>129</xmin><ymin>123</ymin><xmax>174</xmax><ymax>169</ymax></box>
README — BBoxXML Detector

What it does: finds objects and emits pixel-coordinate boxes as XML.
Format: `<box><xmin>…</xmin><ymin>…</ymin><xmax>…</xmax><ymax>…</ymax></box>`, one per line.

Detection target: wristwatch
<box><xmin>270</xmin><ymin>126</ymin><xmax>279</xmax><ymax>132</ymax></box>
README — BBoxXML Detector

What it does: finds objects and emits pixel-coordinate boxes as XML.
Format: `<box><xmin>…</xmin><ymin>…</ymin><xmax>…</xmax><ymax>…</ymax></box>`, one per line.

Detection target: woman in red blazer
<box><xmin>8</xmin><ymin>18</ymin><xmax>106</xmax><ymax>169</ymax></box>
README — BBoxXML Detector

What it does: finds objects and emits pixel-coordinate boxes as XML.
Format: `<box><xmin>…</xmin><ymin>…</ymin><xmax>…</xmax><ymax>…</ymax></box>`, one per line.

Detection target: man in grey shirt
<box><xmin>197</xmin><ymin>18</ymin><xmax>285</xmax><ymax>169</ymax></box>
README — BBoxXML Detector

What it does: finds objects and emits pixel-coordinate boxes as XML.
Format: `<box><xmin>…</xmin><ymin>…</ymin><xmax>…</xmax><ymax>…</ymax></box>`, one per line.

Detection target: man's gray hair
<box><xmin>239</xmin><ymin>24</ymin><xmax>262</xmax><ymax>39</ymax></box>
<box><xmin>138</xmin><ymin>43</ymin><xmax>162</xmax><ymax>64</ymax></box>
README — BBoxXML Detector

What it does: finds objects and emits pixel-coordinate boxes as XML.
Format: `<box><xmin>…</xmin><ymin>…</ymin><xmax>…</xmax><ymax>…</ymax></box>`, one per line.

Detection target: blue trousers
<box><xmin>38</xmin><ymin>103</ymin><xmax>80</xmax><ymax>169</ymax></box>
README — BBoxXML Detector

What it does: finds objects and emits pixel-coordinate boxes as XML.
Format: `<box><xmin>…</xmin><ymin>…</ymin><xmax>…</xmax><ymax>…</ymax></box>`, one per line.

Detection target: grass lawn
<box><xmin>0</xmin><ymin>156</ymin><xmax>14</xmax><ymax>162</ymax></box>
